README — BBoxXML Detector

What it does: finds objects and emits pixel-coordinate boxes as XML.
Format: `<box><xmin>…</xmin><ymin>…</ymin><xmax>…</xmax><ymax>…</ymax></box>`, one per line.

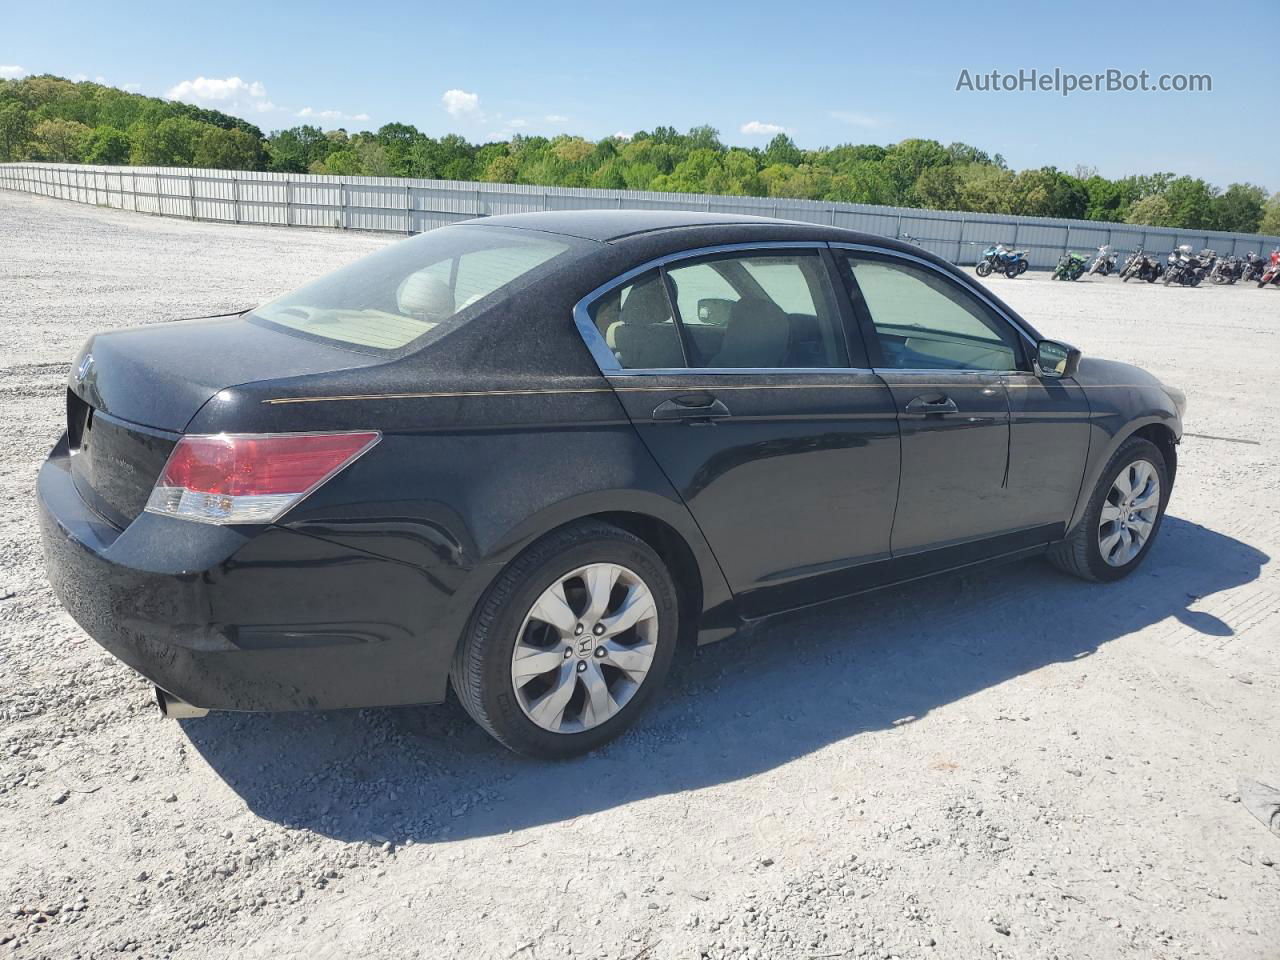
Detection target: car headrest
<box><xmin>712</xmin><ymin>298</ymin><xmax>789</xmax><ymax>368</ymax></box>
<box><xmin>620</xmin><ymin>278</ymin><xmax>670</xmax><ymax>326</ymax></box>
<box><xmin>397</xmin><ymin>270</ymin><xmax>455</xmax><ymax>321</ymax></box>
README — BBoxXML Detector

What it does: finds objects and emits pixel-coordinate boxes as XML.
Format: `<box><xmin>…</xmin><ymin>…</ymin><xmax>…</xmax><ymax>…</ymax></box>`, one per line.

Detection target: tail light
<box><xmin>145</xmin><ymin>431</ymin><xmax>380</xmax><ymax>524</ymax></box>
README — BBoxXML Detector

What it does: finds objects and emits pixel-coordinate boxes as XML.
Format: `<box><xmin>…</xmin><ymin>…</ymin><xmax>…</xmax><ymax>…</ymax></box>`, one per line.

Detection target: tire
<box><xmin>976</xmin><ymin>261</ymin><xmax>992</xmax><ymax>277</ymax></box>
<box><xmin>1047</xmin><ymin>436</ymin><xmax>1170</xmax><ymax>583</ymax></box>
<box><xmin>1017</xmin><ymin>261</ymin><xmax>1029</xmax><ymax>275</ymax></box>
<box><xmin>450</xmin><ymin>520</ymin><xmax>679</xmax><ymax>759</ymax></box>
<box><xmin>1005</xmin><ymin>264</ymin><xmax>1020</xmax><ymax>279</ymax></box>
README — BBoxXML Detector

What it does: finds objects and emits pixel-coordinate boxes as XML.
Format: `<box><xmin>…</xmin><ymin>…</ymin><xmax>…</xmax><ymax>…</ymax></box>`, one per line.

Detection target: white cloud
<box><xmin>506</xmin><ymin>118</ymin><xmax>528</xmax><ymax>128</ymax></box>
<box><xmin>166</xmin><ymin>76</ymin><xmax>277</xmax><ymax>114</ymax></box>
<box><xmin>740</xmin><ymin>121</ymin><xmax>788</xmax><ymax>136</ymax></box>
<box><xmin>544</xmin><ymin>114</ymin><xmax>569</xmax><ymax>123</ymax></box>
<box><xmin>0</xmin><ymin>65</ymin><xmax>26</xmax><ymax>79</ymax></box>
<box><xmin>296</xmin><ymin>107</ymin><xmax>371</xmax><ymax>124</ymax></box>
<box><xmin>830</xmin><ymin>110</ymin><xmax>881</xmax><ymax>128</ymax></box>
<box><xmin>613</xmin><ymin>131</ymin><xmax>632</xmax><ymax>141</ymax></box>
<box><xmin>121</xmin><ymin>82</ymin><xmax>142</xmax><ymax>92</ymax></box>
<box><xmin>441</xmin><ymin>88</ymin><xmax>480</xmax><ymax>117</ymax></box>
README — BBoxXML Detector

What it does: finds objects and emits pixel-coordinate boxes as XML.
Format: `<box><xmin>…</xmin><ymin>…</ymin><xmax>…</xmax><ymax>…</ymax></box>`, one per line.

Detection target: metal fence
<box><xmin>3</xmin><ymin>162</ymin><xmax>1277</xmax><ymax>271</ymax></box>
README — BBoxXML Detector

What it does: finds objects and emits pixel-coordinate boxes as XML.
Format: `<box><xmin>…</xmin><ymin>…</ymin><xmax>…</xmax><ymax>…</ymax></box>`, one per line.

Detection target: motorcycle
<box><xmin>975</xmin><ymin>243</ymin><xmax>1029</xmax><ymax>279</ymax></box>
<box><xmin>1119</xmin><ymin>248</ymin><xmax>1163</xmax><ymax>283</ymax></box>
<box><xmin>1209</xmin><ymin>255</ymin><xmax>1242</xmax><ymax>284</ymax></box>
<box><xmin>1241</xmin><ymin>251</ymin><xmax>1267</xmax><ymax>284</ymax></box>
<box><xmin>1258</xmin><ymin>249</ymin><xmax>1280</xmax><ymax>288</ymax></box>
<box><xmin>1162</xmin><ymin>245</ymin><xmax>1207</xmax><ymax>287</ymax></box>
<box><xmin>1052</xmin><ymin>251</ymin><xmax>1089</xmax><ymax>281</ymax></box>
<box><xmin>1088</xmin><ymin>244</ymin><xmax>1117</xmax><ymax>276</ymax></box>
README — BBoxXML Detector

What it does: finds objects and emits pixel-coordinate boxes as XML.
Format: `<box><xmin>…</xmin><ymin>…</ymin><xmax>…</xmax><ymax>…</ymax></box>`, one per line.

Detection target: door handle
<box><xmin>904</xmin><ymin>394</ymin><xmax>958</xmax><ymax>416</ymax></box>
<box><xmin>652</xmin><ymin>394</ymin><xmax>732</xmax><ymax>422</ymax></box>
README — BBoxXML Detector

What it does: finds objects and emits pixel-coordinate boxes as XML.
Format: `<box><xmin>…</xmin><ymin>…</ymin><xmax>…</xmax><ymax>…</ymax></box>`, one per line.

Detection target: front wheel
<box><xmin>976</xmin><ymin>261</ymin><xmax>993</xmax><ymax>277</ymax></box>
<box><xmin>1047</xmin><ymin>436</ymin><xmax>1169</xmax><ymax>582</ymax></box>
<box><xmin>450</xmin><ymin>520</ymin><xmax>679</xmax><ymax>758</ymax></box>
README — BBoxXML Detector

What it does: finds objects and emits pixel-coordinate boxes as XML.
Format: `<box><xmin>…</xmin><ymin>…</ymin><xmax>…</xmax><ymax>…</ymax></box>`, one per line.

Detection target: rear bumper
<box><xmin>37</xmin><ymin>441</ymin><xmax>494</xmax><ymax>712</ymax></box>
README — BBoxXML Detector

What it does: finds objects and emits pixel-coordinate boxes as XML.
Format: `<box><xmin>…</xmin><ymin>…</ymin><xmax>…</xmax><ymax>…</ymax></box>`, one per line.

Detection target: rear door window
<box><xmin>666</xmin><ymin>252</ymin><xmax>849</xmax><ymax>368</ymax></box>
<box><xmin>588</xmin><ymin>270</ymin><xmax>685</xmax><ymax>370</ymax></box>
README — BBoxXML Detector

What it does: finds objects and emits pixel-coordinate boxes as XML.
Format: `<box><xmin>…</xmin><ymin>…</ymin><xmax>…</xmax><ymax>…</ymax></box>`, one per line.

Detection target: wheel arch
<box><xmin>483</xmin><ymin>489</ymin><xmax>739</xmax><ymax>646</ymax></box>
<box><xmin>1066</xmin><ymin>415</ymin><xmax>1179</xmax><ymax>535</ymax></box>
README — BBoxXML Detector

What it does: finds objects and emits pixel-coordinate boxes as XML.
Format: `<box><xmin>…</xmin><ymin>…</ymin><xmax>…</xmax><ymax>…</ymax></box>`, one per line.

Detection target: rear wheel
<box><xmin>450</xmin><ymin>520</ymin><xmax>679</xmax><ymax>759</ymax></box>
<box><xmin>1047</xmin><ymin>436</ymin><xmax>1169</xmax><ymax>582</ymax></box>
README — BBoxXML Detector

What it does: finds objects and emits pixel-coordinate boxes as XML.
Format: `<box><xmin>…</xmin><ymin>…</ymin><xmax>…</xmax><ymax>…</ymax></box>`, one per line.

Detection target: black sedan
<box><xmin>38</xmin><ymin>211</ymin><xmax>1186</xmax><ymax>758</ymax></box>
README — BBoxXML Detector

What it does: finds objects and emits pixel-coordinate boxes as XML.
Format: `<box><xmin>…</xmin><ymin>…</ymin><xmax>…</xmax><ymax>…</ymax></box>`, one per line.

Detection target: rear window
<box><xmin>251</xmin><ymin>225</ymin><xmax>570</xmax><ymax>351</ymax></box>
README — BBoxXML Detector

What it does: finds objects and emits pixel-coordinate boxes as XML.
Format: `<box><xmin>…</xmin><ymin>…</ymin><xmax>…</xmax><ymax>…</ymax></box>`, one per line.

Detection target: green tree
<box><xmin>1211</xmin><ymin>183</ymin><xmax>1266</xmax><ymax>233</ymax></box>
<box><xmin>763</xmin><ymin>133</ymin><xmax>802</xmax><ymax>168</ymax></box>
<box><xmin>0</xmin><ymin>101</ymin><xmax>34</xmax><ymax>161</ymax></box>
<box><xmin>956</xmin><ymin>165</ymin><xmax>1016</xmax><ymax>214</ymax></box>
<box><xmin>1260</xmin><ymin>193</ymin><xmax>1280</xmax><ymax>236</ymax></box>
<box><xmin>267</xmin><ymin>125</ymin><xmax>331</xmax><ymax>173</ymax></box>
<box><xmin>84</xmin><ymin>125</ymin><xmax>130</xmax><ymax>164</ymax></box>
<box><xmin>1162</xmin><ymin>177</ymin><xmax>1216</xmax><ymax>229</ymax></box>
<box><xmin>131</xmin><ymin>116</ymin><xmax>205</xmax><ymax>165</ymax></box>
<box><xmin>883</xmin><ymin>138</ymin><xmax>950</xmax><ymax>203</ymax></box>
<box><xmin>31</xmin><ymin>118</ymin><xmax>91</xmax><ymax>162</ymax></box>
<box><xmin>482</xmin><ymin>153</ymin><xmax>520</xmax><ymax>183</ymax></box>
<box><xmin>1008</xmin><ymin>167</ymin><xmax>1087</xmax><ymax>219</ymax></box>
<box><xmin>193</xmin><ymin>127</ymin><xmax>266</xmax><ymax>170</ymax></box>
<box><xmin>913</xmin><ymin>165</ymin><xmax>962</xmax><ymax>210</ymax></box>
<box><xmin>1125</xmin><ymin>193</ymin><xmax>1175</xmax><ymax>227</ymax></box>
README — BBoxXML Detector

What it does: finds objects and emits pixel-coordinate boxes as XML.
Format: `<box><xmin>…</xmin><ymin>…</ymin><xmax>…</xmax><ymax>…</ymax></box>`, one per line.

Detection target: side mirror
<box><xmin>1036</xmin><ymin>339</ymin><xmax>1082</xmax><ymax>379</ymax></box>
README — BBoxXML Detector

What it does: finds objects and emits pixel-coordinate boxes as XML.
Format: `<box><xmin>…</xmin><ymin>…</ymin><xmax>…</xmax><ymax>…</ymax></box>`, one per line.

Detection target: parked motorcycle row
<box><xmin>976</xmin><ymin>242</ymin><xmax>1280</xmax><ymax>288</ymax></box>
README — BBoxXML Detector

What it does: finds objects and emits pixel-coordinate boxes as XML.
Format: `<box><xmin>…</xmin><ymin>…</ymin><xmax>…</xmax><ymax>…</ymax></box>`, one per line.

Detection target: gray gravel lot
<box><xmin>2</xmin><ymin>190</ymin><xmax>1279</xmax><ymax>960</ymax></box>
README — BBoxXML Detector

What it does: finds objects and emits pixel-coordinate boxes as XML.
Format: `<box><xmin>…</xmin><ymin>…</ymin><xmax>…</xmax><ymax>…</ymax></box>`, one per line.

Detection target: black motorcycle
<box><xmin>1163</xmin><ymin>245</ymin><xmax>1207</xmax><ymax>287</ymax></box>
<box><xmin>1209</xmin><ymin>255</ymin><xmax>1243</xmax><ymax>284</ymax></box>
<box><xmin>1120</xmin><ymin>248</ymin><xmax>1163</xmax><ymax>283</ymax></box>
<box><xmin>1241</xmin><ymin>251</ymin><xmax>1267</xmax><ymax>284</ymax></box>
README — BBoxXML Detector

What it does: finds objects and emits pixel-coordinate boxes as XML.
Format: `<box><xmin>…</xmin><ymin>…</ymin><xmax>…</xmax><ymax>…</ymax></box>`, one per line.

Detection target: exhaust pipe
<box><xmin>155</xmin><ymin>686</ymin><xmax>209</xmax><ymax>719</ymax></box>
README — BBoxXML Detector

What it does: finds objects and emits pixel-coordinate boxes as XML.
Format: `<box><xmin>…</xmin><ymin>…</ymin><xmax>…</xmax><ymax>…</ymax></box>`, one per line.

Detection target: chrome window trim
<box><xmin>572</xmin><ymin>239</ymin><xmax>1041</xmax><ymax>378</ymax></box>
<box><xmin>572</xmin><ymin>241</ymin><xmax>840</xmax><ymax>376</ymax></box>
<box><xmin>606</xmin><ymin>366</ymin><xmax>877</xmax><ymax>377</ymax></box>
<box><xmin>828</xmin><ymin>241</ymin><xmax>1041</xmax><ymax>358</ymax></box>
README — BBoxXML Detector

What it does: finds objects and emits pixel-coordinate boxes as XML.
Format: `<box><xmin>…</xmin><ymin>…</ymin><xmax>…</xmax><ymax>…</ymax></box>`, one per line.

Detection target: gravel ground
<box><xmin>2</xmin><ymin>190</ymin><xmax>1279</xmax><ymax>960</ymax></box>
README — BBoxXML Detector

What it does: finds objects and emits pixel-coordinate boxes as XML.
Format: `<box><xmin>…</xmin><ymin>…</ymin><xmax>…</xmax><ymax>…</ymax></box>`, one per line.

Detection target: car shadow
<box><xmin>183</xmin><ymin>515</ymin><xmax>1267</xmax><ymax>845</ymax></box>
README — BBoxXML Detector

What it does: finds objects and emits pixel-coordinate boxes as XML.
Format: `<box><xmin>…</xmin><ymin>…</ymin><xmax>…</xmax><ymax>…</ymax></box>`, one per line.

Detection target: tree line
<box><xmin>3</xmin><ymin>74</ymin><xmax>1277</xmax><ymax>235</ymax></box>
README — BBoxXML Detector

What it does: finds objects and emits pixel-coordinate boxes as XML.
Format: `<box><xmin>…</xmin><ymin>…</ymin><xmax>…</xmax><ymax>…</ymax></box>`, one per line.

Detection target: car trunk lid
<box><xmin>67</xmin><ymin>314</ymin><xmax>384</xmax><ymax>527</ymax></box>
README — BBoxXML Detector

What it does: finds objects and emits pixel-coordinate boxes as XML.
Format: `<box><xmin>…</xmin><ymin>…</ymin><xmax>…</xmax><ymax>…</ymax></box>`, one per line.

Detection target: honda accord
<box><xmin>38</xmin><ymin>211</ymin><xmax>1185</xmax><ymax>758</ymax></box>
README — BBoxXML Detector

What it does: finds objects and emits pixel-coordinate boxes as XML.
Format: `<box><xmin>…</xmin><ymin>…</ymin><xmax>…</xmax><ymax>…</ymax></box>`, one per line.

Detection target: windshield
<box><xmin>251</xmin><ymin>225</ymin><xmax>570</xmax><ymax>352</ymax></box>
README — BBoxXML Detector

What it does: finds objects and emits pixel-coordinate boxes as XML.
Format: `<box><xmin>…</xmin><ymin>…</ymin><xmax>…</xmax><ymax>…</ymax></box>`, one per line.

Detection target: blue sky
<box><xmin>5</xmin><ymin>0</ymin><xmax>1275</xmax><ymax>188</ymax></box>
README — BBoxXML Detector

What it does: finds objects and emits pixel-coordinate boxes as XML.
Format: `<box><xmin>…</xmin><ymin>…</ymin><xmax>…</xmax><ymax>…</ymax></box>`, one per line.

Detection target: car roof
<box><xmin>469</xmin><ymin>209</ymin><xmax>811</xmax><ymax>243</ymax></box>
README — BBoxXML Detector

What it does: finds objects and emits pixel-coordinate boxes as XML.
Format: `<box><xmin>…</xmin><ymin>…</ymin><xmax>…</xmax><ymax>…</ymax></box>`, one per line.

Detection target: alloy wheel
<box><xmin>1098</xmin><ymin>459</ymin><xmax>1161</xmax><ymax>567</ymax></box>
<box><xmin>510</xmin><ymin>563</ymin><xmax>659</xmax><ymax>734</ymax></box>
